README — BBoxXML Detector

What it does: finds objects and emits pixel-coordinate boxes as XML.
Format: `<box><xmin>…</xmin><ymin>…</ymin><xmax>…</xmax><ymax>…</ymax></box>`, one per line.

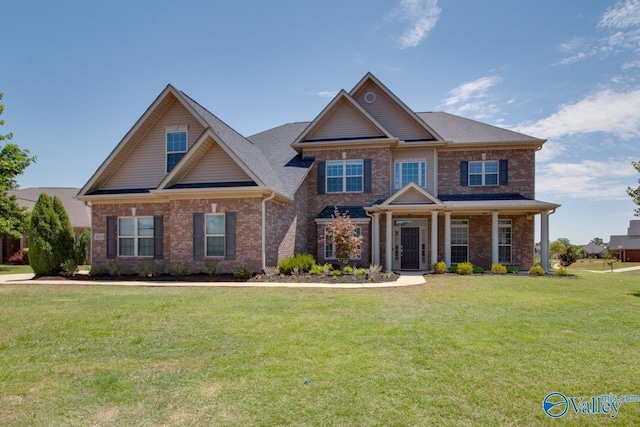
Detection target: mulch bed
<box><xmin>250</xmin><ymin>272</ymin><xmax>399</xmax><ymax>284</ymax></box>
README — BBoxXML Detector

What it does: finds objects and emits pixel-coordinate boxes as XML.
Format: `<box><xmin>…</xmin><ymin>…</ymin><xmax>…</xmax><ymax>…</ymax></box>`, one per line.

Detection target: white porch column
<box><xmin>431</xmin><ymin>211</ymin><xmax>438</xmax><ymax>267</ymax></box>
<box><xmin>372</xmin><ymin>213</ymin><xmax>380</xmax><ymax>265</ymax></box>
<box><xmin>540</xmin><ymin>211</ymin><xmax>550</xmax><ymax>272</ymax></box>
<box><xmin>492</xmin><ymin>211</ymin><xmax>499</xmax><ymax>265</ymax></box>
<box><xmin>444</xmin><ymin>212</ymin><xmax>451</xmax><ymax>267</ymax></box>
<box><xmin>385</xmin><ymin>211</ymin><xmax>393</xmax><ymax>271</ymax></box>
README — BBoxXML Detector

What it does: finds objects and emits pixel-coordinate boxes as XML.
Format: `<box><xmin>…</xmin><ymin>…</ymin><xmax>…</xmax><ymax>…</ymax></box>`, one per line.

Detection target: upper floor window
<box><xmin>326</xmin><ymin>160</ymin><xmax>363</xmax><ymax>193</ymax></box>
<box><xmin>118</xmin><ymin>217</ymin><xmax>154</xmax><ymax>257</ymax></box>
<box><xmin>394</xmin><ymin>161</ymin><xmax>426</xmax><ymax>189</ymax></box>
<box><xmin>469</xmin><ymin>160</ymin><xmax>498</xmax><ymax>186</ymax></box>
<box><xmin>166</xmin><ymin>130</ymin><xmax>188</xmax><ymax>173</ymax></box>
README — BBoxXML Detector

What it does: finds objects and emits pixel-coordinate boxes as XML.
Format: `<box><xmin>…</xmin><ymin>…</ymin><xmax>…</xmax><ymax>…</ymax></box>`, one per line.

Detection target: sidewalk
<box><xmin>584</xmin><ymin>266</ymin><xmax>640</xmax><ymax>274</ymax></box>
<box><xmin>0</xmin><ymin>272</ymin><xmax>426</xmax><ymax>289</ymax></box>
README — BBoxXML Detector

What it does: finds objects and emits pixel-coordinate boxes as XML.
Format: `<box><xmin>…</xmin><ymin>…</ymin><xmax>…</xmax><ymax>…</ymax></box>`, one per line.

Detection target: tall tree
<box><xmin>0</xmin><ymin>92</ymin><xmax>36</xmax><ymax>238</ymax></box>
<box><xmin>592</xmin><ymin>237</ymin><xmax>604</xmax><ymax>246</ymax></box>
<box><xmin>28</xmin><ymin>193</ymin><xmax>60</xmax><ymax>276</ymax></box>
<box><xmin>628</xmin><ymin>160</ymin><xmax>640</xmax><ymax>216</ymax></box>
<box><xmin>52</xmin><ymin>195</ymin><xmax>75</xmax><ymax>267</ymax></box>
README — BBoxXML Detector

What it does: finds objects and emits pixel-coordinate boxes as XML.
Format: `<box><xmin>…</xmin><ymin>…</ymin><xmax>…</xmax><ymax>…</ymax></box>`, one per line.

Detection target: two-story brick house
<box><xmin>77</xmin><ymin>73</ymin><xmax>559</xmax><ymax>273</ymax></box>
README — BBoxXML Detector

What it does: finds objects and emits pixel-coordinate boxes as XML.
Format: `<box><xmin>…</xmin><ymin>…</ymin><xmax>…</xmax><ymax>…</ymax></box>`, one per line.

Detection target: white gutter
<box><xmin>261</xmin><ymin>192</ymin><xmax>276</xmax><ymax>272</ymax></box>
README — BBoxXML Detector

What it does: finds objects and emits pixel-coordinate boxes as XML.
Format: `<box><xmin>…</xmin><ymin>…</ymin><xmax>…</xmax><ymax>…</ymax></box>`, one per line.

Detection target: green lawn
<box><xmin>1</xmin><ymin>273</ymin><xmax>639</xmax><ymax>425</ymax></box>
<box><xmin>0</xmin><ymin>264</ymin><xmax>33</xmax><ymax>275</ymax></box>
<box><xmin>569</xmin><ymin>259</ymin><xmax>640</xmax><ymax>271</ymax></box>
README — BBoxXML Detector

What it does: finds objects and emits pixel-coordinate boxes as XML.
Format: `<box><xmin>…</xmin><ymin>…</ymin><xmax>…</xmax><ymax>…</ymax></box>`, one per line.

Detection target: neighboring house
<box><xmin>609</xmin><ymin>220</ymin><xmax>640</xmax><ymax>262</ymax></box>
<box><xmin>77</xmin><ymin>73</ymin><xmax>559</xmax><ymax>273</ymax></box>
<box><xmin>582</xmin><ymin>241</ymin><xmax>606</xmax><ymax>258</ymax></box>
<box><xmin>1</xmin><ymin>187</ymin><xmax>91</xmax><ymax>263</ymax></box>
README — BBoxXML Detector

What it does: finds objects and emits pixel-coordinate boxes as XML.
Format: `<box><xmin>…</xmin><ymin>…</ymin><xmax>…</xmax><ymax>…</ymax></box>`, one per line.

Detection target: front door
<box><xmin>401</xmin><ymin>227</ymin><xmax>420</xmax><ymax>269</ymax></box>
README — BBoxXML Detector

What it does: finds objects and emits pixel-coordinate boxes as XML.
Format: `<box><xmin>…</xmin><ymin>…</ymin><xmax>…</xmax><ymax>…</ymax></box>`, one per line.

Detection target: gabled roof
<box><xmin>350</xmin><ymin>72</ymin><xmax>443</xmax><ymax>142</ymax></box>
<box><xmin>8</xmin><ymin>187</ymin><xmax>90</xmax><ymax>229</ymax></box>
<box><xmin>78</xmin><ymin>85</ymin><xmax>296</xmax><ymax>200</ymax></box>
<box><xmin>583</xmin><ymin>241</ymin><xmax>606</xmax><ymax>254</ymax></box>
<box><xmin>292</xmin><ymin>90</ymin><xmax>393</xmax><ymax>146</ymax></box>
<box><xmin>378</xmin><ymin>182</ymin><xmax>444</xmax><ymax>206</ymax></box>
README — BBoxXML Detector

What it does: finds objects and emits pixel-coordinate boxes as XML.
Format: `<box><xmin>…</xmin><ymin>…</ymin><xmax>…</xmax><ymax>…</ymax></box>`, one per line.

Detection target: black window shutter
<box><xmin>460</xmin><ymin>161</ymin><xmax>469</xmax><ymax>186</ymax></box>
<box><xmin>225</xmin><ymin>212</ymin><xmax>236</xmax><ymax>260</ymax></box>
<box><xmin>153</xmin><ymin>215</ymin><xmax>163</xmax><ymax>260</ymax></box>
<box><xmin>363</xmin><ymin>159</ymin><xmax>372</xmax><ymax>193</ymax></box>
<box><xmin>317</xmin><ymin>160</ymin><xmax>326</xmax><ymax>194</ymax></box>
<box><xmin>193</xmin><ymin>212</ymin><xmax>204</xmax><ymax>260</ymax></box>
<box><xmin>106</xmin><ymin>216</ymin><xmax>116</xmax><ymax>259</ymax></box>
<box><xmin>499</xmin><ymin>159</ymin><xmax>508</xmax><ymax>185</ymax></box>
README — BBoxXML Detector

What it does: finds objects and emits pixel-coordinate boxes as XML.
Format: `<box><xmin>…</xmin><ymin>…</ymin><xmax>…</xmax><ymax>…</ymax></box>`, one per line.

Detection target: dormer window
<box><xmin>166</xmin><ymin>127</ymin><xmax>188</xmax><ymax>173</ymax></box>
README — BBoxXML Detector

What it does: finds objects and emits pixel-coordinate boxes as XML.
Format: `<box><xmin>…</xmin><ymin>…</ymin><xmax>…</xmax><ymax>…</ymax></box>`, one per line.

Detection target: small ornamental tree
<box><xmin>559</xmin><ymin>245</ymin><xmax>579</xmax><ymax>267</ymax></box>
<box><xmin>28</xmin><ymin>193</ymin><xmax>61</xmax><ymax>276</ymax></box>
<box><xmin>52</xmin><ymin>195</ymin><xmax>75</xmax><ymax>266</ymax></box>
<box><xmin>323</xmin><ymin>207</ymin><xmax>363</xmax><ymax>266</ymax></box>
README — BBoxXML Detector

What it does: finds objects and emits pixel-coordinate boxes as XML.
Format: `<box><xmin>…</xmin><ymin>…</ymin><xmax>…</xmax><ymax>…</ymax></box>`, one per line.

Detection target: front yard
<box><xmin>1</xmin><ymin>272</ymin><xmax>639</xmax><ymax>425</ymax></box>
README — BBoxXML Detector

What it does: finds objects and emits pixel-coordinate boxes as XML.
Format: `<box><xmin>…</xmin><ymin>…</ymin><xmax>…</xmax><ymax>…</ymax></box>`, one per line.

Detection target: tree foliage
<box><xmin>591</xmin><ymin>237</ymin><xmax>604</xmax><ymax>246</ymax></box>
<box><xmin>549</xmin><ymin>240</ymin><xmax>566</xmax><ymax>256</ymax></box>
<box><xmin>323</xmin><ymin>207</ymin><xmax>363</xmax><ymax>266</ymax></box>
<box><xmin>0</xmin><ymin>92</ymin><xmax>36</xmax><ymax>238</ymax></box>
<box><xmin>28</xmin><ymin>194</ymin><xmax>76</xmax><ymax>276</ymax></box>
<box><xmin>628</xmin><ymin>160</ymin><xmax>640</xmax><ymax>216</ymax></box>
<box><xmin>558</xmin><ymin>245</ymin><xmax>579</xmax><ymax>267</ymax></box>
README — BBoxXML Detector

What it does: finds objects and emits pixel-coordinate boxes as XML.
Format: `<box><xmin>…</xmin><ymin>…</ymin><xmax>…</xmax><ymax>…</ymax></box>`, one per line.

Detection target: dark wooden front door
<box><xmin>401</xmin><ymin>227</ymin><xmax>419</xmax><ymax>269</ymax></box>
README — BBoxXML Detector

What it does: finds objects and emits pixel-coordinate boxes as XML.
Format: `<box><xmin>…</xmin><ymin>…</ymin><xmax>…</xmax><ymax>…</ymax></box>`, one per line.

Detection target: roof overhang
<box><xmin>367</xmin><ymin>199</ymin><xmax>560</xmax><ymax>214</ymax></box>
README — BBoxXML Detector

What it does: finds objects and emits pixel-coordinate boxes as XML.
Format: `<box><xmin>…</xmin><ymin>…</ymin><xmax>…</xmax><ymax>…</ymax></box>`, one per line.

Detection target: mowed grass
<box><xmin>0</xmin><ymin>264</ymin><xmax>33</xmax><ymax>275</ymax></box>
<box><xmin>568</xmin><ymin>259</ymin><xmax>640</xmax><ymax>272</ymax></box>
<box><xmin>1</xmin><ymin>273</ymin><xmax>639</xmax><ymax>426</ymax></box>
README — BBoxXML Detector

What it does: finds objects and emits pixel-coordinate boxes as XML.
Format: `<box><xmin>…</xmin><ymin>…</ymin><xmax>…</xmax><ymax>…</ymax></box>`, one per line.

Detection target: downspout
<box><xmin>262</xmin><ymin>192</ymin><xmax>276</xmax><ymax>272</ymax></box>
<box><xmin>84</xmin><ymin>201</ymin><xmax>93</xmax><ymax>267</ymax></box>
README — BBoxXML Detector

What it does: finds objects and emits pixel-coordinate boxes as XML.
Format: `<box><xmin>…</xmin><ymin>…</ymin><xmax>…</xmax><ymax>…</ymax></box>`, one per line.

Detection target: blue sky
<box><xmin>3</xmin><ymin>0</ymin><xmax>640</xmax><ymax>244</ymax></box>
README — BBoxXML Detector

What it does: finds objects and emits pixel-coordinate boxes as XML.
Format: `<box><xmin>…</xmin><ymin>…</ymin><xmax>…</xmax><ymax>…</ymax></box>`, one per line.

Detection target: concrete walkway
<box><xmin>583</xmin><ymin>266</ymin><xmax>640</xmax><ymax>274</ymax></box>
<box><xmin>0</xmin><ymin>272</ymin><xmax>426</xmax><ymax>288</ymax></box>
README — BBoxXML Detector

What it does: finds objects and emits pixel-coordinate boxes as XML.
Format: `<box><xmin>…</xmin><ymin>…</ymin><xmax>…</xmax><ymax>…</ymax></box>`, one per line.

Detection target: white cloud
<box><xmin>599</xmin><ymin>0</ymin><xmax>640</xmax><ymax>28</ymax></box>
<box><xmin>515</xmin><ymin>89</ymin><xmax>640</xmax><ymax>139</ymax></box>
<box><xmin>391</xmin><ymin>0</ymin><xmax>442</xmax><ymax>49</ymax></box>
<box><xmin>445</xmin><ymin>76</ymin><xmax>501</xmax><ymax>106</ymax></box>
<box><xmin>537</xmin><ymin>158</ymin><xmax>638</xmax><ymax>200</ymax></box>
<box><xmin>317</xmin><ymin>90</ymin><xmax>339</xmax><ymax>98</ymax></box>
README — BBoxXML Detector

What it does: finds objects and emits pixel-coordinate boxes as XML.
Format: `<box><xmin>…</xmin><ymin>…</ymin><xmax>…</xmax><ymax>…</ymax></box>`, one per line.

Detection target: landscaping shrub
<box><xmin>22</xmin><ymin>247</ymin><xmax>29</xmax><ymax>265</ymax></box>
<box><xmin>52</xmin><ymin>196</ymin><xmax>75</xmax><ymax>267</ymax></box>
<box><xmin>73</xmin><ymin>229</ymin><xmax>91</xmax><ymax>265</ymax></box>
<box><xmin>309</xmin><ymin>264</ymin><xmax>324</xmax><ymax>275</ymax></box>
<box><xmin>7</xmin><ymin>251</ymin><xmax>25</xmax><ymax>265</ymax></box>
<box><xmin>355</xmin><ymin>268</ymin><xmax>367</xmax><ymax>276</ymax></box>
<box><xmin>89</xmin><ymin>264</ymin><xmax>106</xmax><ymax>276</ymax></box>
<box><xmin>555</xmin><ymin>267</ymin><xmax>568</xmax><ymax>276</ymax></box>
<box><xmin>277</xmin><ymin>253</ymin><xmax>316</xmax><ymax>275</ymax></box>
<box><xmin>491</xmin><ymin>263</ymin><xmax>507</xmax><ymax>275</ymax></box>
<box><xmin>447</xmin><ymin>265</ymin><xmax>458</xmax><ymax>274</ymax></box>
<box><xmin>134</xmin><ymin>263</ymin><xmax>159</xmax><ymax>278</ymax></box>
<box><xmin>234</xmin><ymin>267</ymin><xmax>253</xmax><ymax>280</ymax></box>
<box><xmin>528</xmin><ymin>265</ymin><xmax>545</xmax><ymax>276</ymax></box>
<box><xmin>506</xmin><ymin>266</ymin><xmax>519</xmax><ymax>274</ymax></box>
<box><xmin>203</xmin><ymin>261</ymin><xmax>219</xmax><ymax>275</ymax></box>
<box><xmin>456</xmin><ymin>262</ymin><xmax>473</xmax><ymax>275</ymax></box>
<box><xmin>368</xmin><ymin>264</ymin><xmax>383</xmax><ymax>281</ymax></box>
<box><xmin>28</xmin><ymin>193</ymin><xmax>60</xmax><ymax>276</ymax></box>
<box><xmin>165</xmin><ymin>262</ymin><xmax>191</xmax><ymax>277</ymax></box>
<box><xmin>343</xmin><ymin>266</ymin><xmax>353</xmax><ymax>275</ymax></box>
<box><xmin>433</xmin><ymin>261</ymin><xmax>447</xmax><ymax>274</ymax></box>
<box><xmin>106</xmin><ymin>260</ymin><xmax>125</xmax><ymax>276</ymax></box>
<box><xmin>330</xmin><ymin>269</ymin><xmax>341</xmax><ymax>277</ymax></box>
<box><xmin>472</xmin><ymin>265</ymin><xmax>485</xmax><ymax>274</ymax></box>
<box><xmin>60</xmin><ymin>259</ymin><xmax>78</xmax><ymax>277</ymax></box>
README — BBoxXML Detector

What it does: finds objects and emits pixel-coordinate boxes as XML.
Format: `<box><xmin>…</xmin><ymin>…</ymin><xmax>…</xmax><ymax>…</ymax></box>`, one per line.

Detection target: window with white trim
<box><xmin>166</xmin><ymin>130</ymin><xmax>187</xmax><ymax>172</ymax></box>
<box><xmin>326</xmin><ymin>160</ymin><xmax>363</xmax><ymax>193</ymax></box>
<box><xmin>394</xmin><ymin>161</ymin><xmax>426</xmax><ymax>189</ymax></box>
<box><xmin>498</xmin><ymin>219</ymin><xmax>512</xmax><ymax>265</ymax></box>
<box><xmin>325</xmin><ymin>226</ymin><xmax>361</xmax><ymax>259</ymax></box>
<box><xmin>118</xmin><ymin>217</ymin><xmax>154</xmax><ymax>257</ymax></box>
<box><xmin>469</xmin><ymin>160</ymin><xmax>498</xmax><ymax>186</ymax></box>
<box><xmin>450</xmin><ymin>219</ymin><xmax>469</xmax><ymax>264</ymax></box>
<box><xmin>205</xmin><ymin>214</ymin><xmax>225</xmax><ymax>257</ymax></box>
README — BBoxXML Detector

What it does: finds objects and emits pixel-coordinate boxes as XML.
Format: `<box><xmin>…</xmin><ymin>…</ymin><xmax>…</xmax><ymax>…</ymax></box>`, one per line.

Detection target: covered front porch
<box><xmin>366</xmin><ymin>183</ymin><xmax>560</xmax><ymax>272</ymax></box>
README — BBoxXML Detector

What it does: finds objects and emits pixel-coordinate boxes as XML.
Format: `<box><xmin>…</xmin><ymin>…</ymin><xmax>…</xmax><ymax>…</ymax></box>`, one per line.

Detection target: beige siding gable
<box><xmin>305</xmin><ymin>98</ymin><xmax>386</xmax><ymax>141</ymax></box>
<box><xmin>178</xmin><ymin>136</ymin><xmax>252</xmax><ymax>184</ymax></box>
<box><xmin>391</xmin><ymin>187</ymin><xmax>436</xmax><ymax>205</ymax></box>
<box><xmin>101</xmin><ymin>100</ymin><xmax>206</xmax><ymax>190</ymax></box>
<box><xmin>353</xmin><ymin>82</ymin><xmax>434</xmax><ymax>142</ymax></box>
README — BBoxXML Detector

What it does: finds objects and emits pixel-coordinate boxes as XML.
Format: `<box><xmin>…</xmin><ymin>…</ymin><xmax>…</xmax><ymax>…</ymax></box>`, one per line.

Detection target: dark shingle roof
<box><xmin>316</xmin><ymin>206</ymin><xmax>367</xmax><ymax>219</ymax></box>
<box><xmin>438</xmin><ymin>193</ymin><xmax>530</xmax><ymax>202</ymax></box>
<box><xmin>248</xmin><ymin>122</ymin><xmax>314</xmax><ymax>198</ymax></box>
<box><xmin>417</xmin><ymin>112</ymin><xmax>543</xmax><ymax>144</ymax></box>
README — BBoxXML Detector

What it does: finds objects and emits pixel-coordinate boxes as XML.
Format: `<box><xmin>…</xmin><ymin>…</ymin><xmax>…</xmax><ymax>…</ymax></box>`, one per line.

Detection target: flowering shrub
<box><xmin>491</xmin><ymin>263</ymin><xmax>507</xmax><ymax>275</ymax></box>
<box><xmin>433</xmin><ymin>261</ymin><xmax>447</xmax><ymax>274</ymax></box>
<box><xmin>528</xmin><ymin>265</ymin><xmax>545</xmax><ymax>276</ymax></box>
<box><xmin>7</xmin><ymin>251</ymin><xmax>25</xmax><ymax>265</ymax></box>
<box><xmin>456</xmin><ymin>262</ymin><xmax>473</xmax><ymax>275</ymax></box>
